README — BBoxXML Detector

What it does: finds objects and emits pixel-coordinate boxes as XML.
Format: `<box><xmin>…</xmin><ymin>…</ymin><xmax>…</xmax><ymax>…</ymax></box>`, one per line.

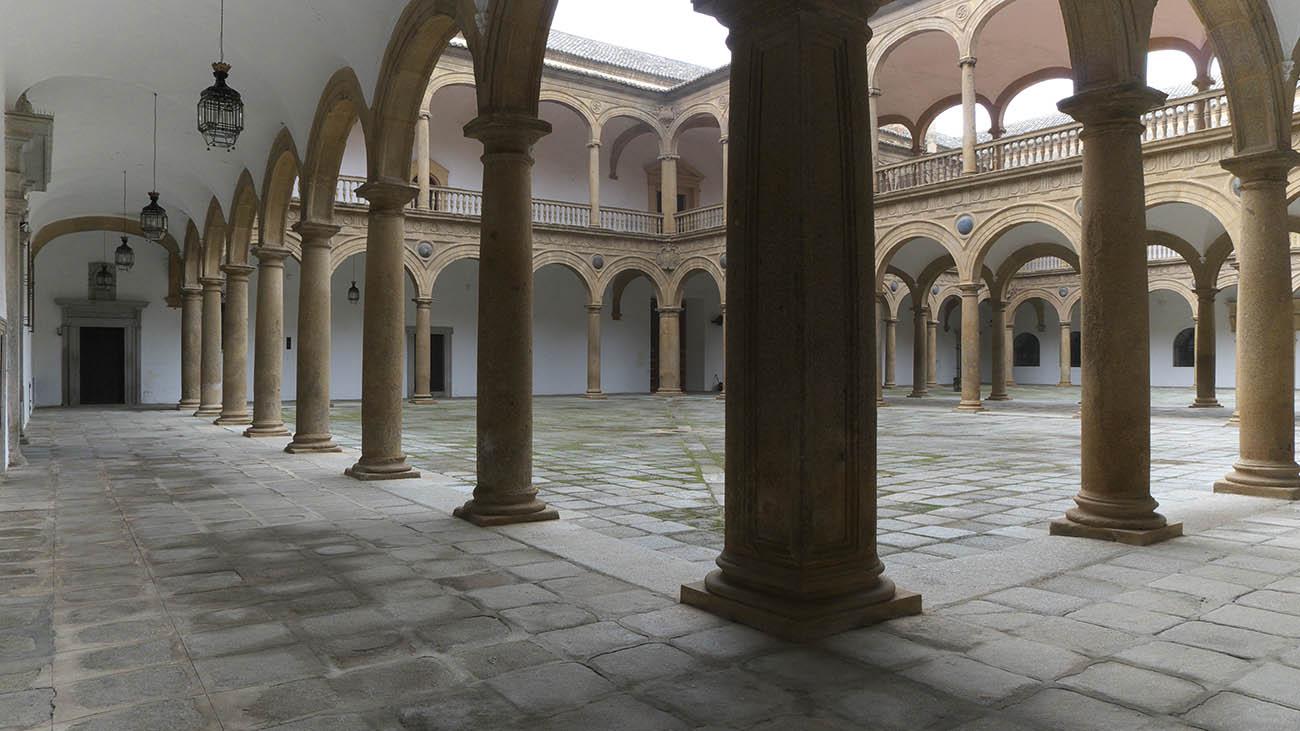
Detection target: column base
<box><xmin>214</xmin><ymin>413</ymin><xmax>253</xmax><ymax>426</ymax></box>
<box><xmin>955</xmin><ymin>401</ymin><xmax>985</xmax><ymax>413</ymax></box>
<box><xmin>408</xmin><ymin>396</ymin><xmax>437</xmax><ymax>405</ymax></box>
<box><xmin>453</xmin><ymin>499</ymin><xmax>559</xmax><ymax>527</ymax></box>
<box><xmin>193</xmin><ymin>405</ymin><xmax>222</xmax><ymax>417</ymax></box>
<box><xmin>1225</xmin><ymin>411</ymin><xmax>1240</xmax><ymax>426</ymax></box>
<box><xmin>1050</xmin><ymin>517</ymin><xmax>1183</xmax><ymax>546</ymax></box>
<box><xmin>7</xmin><ymin>454</ymin><xmax>26</xmax><ymax>468</ymax></box>
<box><xmin>1189</xmin><ymin>398</ymin><xmax>1222</xmax><ymax>408</ymax></box>
<box><xmin>987</xmin><ymin>394</ymin><xmax>1011</xmax><ymax>402</ymax></box>
<box><xmin>285</xmin><ymin>435</ymin><xmax>342</xmax><ymax>454</ymax></box>
<box><xmin>1057</xmin><ymin>381</ymin><xmax>1072</xmax><ymax>387</ymax></box>
<box><xmin>655</xmin><ymin>389</ymin><xmax>684</xmax><ymax>397</ymax></box>
<box><xmin>1214</xmin><ymin>462</ymin><xmax>1300</xmax><ymax>500</ymax></box>
<box><xmin>584</xmin><ymin>391</ymin><xmax>607</xmax><ymax>400</ymax></box>
<box><xmin>882</xmin><ymin>383</ymin><xmax>895</xmax><ymax>390</ymax></box>
<box><xmin>177</xmin><ymin>399</ymin><xmax>200</xmax><ymax>411</ymax></box>
<box><xmin>680</xmin><ymin>571</ymin><xmax>922</xmax><ymax>643</ymax></box>
<box><xmin>345</xmin><ymin>458</ymin><xmax>421</xmax><ymax>481</ymax></box>
<box><xmin>716</xmin><ymin>391</ymin><xmax>725</xmax><ymax>400</ymax></box>
<box><xmin>927</xmin><ymin>381</ymin><xmax>939</xmax><ymax>388</ymax></box>
<box><xmin>906</xmin><ymin>391</ymin><xmax>928</xmax><ymax>399</ymax></box>
<box><xmin>244</xmin><ymin>423</ymin><xmax>291</xmax><ymax>438</ymax></box>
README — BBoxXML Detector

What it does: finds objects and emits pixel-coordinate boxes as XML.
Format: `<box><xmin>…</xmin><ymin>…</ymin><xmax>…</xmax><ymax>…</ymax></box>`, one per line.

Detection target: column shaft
<box><xmin>988</xmin><ymin>301</ymin><xmax>1009</xmax><ymax>401</ymax></box>
<box><xmin>1215</xmin><ymin>151</ymin><xmax>1300</xmax><ymax>498</ymax></box>
<box><xmin>417</xmin><ymin>113</ymin><xmax>431</xmax><ymax>210</ymax></box>
<box><xmin>1052</xmin><ymin>84</ymin><xmax>1180</xmax><ymax>544</ymax></box>
<box><xmin>454</xmin><ymin>114</ymin><xmax>558</xmax><ymax>526</ymax></box>
<box><xmin>661</xmin><ymin>155</ymin><xmax>679</xmax><ymax>234</ymax></box>
<box><xmin>960</xmin><ymin>57</ymin><xmax>978</xmax><ymax>174</ymax></box>
<box><xmin>285</xmin><ymin>222</ymin><xmax>340</xmax><ymax>453</ymax></box>
<box><xmin>411</xmin><ymin>298</ymin><xmax>435</xmax><ymax>404</ymax></box>
<box><xmin>717</xmin><ymin>303</ymin><xmax>726</xmax><ymax>399</ymax></box>
<box><xmin>882</xmin><ymin>318</ymin><xmax>896</xmax><ymax>388</ymax></box>
<box><xmin>179</xmin><ymin>287</ymin><xmax>202</xmax><ymax>410</ymax></box>
<box><xmin>720</xmin><ymin>138</ymin><xmax>730</xmax><ymax>222</ymax></box>
<box><xmin>956</xmin><ymin>284</ymin><xmax>984</xmax><ymax>411</ymax></box>
<box><xmin>216</xmin><ymin>264</ymin><xmax>254</xmax><ymax>425</ymax></box>
<box><xmin>347</xmin><ymin>182</ymin><xmax>420</xmax><ymax>481</ymax></box>
<box><xmin>1004</xmin><ymin>323</ymin><xmax>1016</xmax><ymax>386</ymax></box>
<box><xmin>680</xmin><ymin>0</ymin><xmax>918</xmax><ymax>641</ymax></box>
<box><xmin>195</xmin><ymin>277</ymin><xmax>224</xmax><ymax>416</ymax></box>
<box><xmin>908</xmin><ymin>306</ymin><xmax>927</xmax><ymax>397</ymax></box>
<box><xmin>585</xmin><ymin>303</ymin><xmax>604</xmax><ymax>398</ymax></box>
<box><xmin>246</xmin><ymin>247</ymin><xmax>291</xmax><ymax>436</ymax></box>
<box><xmin>926</xmin><ymin>316</ymin><xmax>938</xmax><ymax>386</ymax></box>
<box><xmin>1191</xmin><ymin>289</ymin><xmax>1221</xmax><ymax>408</ymax></box>
<box><xmin>588</xmin><ymin>141</ymin><xmax>601</xmax><ymax>226</ymax></box>
<box><xmin>657</xmin><ymin>307</ymin><xmax>683</xmax><ymax>394</ymax></box>
<box><xmin>1059</xmin><ymin>322</ymin><xmax>1072</xmax><ymax>385</ymax></box>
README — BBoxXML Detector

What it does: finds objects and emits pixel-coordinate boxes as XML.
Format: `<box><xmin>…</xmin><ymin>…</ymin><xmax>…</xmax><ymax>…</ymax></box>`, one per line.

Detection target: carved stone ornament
<box><xmin>657</xmin><ymin>245</ymin><xmax>682</xmax><ymax>272</ymax></box>
<box><xmin>955</xmin><ymin>4</ymin><xmax>971</xmax><ymax>22</ymax></box>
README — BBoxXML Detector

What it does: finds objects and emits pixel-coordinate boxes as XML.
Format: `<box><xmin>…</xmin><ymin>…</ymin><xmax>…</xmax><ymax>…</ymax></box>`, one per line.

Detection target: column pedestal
<box><xmin>410</xmin><ymin>297</ymin><xmax>436</xmax><ymax>405</ymax></box>
<box><xmin>346</xmin><ymin>181</ymin><xmax>420</xmax><ymax>481</ymax></box>
<box><xmin>585</xmin><ymin>303</ymin><xmax>605</xmax><ymax>399</ymax></box>
<box><xmin>285</xmin><ymin>222</ymin><xmax>341</xmax><ymax>454</ymax></box>
<box><xmin>955</xmin><ymin>284</ymin><xmax>984</xmax><ymax>412</ymax></box>
<box><xmin>245</xmin><ymin>246</ymin><xmax>292</xmax><ymax>437</ymax></box>
<box><xmin>215</xmin><ymin>264</ymin><xmax>254</xmax><ymax>426</ymax></box>
<box><xmin>178</xmin><ymin>286</ymin><xmax>202</xmax><ymax>411</ymax></box>
<box><xmin>194</xmin><ymin>277</ymin><xmax>224</xmax><ymax>417</ymax></box>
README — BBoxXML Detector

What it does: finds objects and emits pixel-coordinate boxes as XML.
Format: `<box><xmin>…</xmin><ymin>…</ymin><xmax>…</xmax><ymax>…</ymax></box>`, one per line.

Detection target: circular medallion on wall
<box><xmin>416</xmin><ymin>240</ymin><xmax>434</xmax><ymax>259</ymax></box>
<box><xmin>1074</xmin><ymin>198</ymin><xmax>1084</xmax><ymax>217</ymax></box>
<box><xmin>719</xmin><ymin>253</ymin><xmax>727</xmax><ymax>270</ymax></box>
<box><xmin>889</xmin><ymin>281</ymin><xmax>898</xmax><ymax>292</ymax></box>
<box><xmin>1059</xmin><ymin>287</ymin><xmax>1069</xmax><ymax>297</ymax></box>
<box><xmin>1231</xmin><ymin>177</ymin><xmax>1243</xmax><ymax>198</ymax></box>
<box><xmin>932</xmin><ymin>286</ymin><xmax>941</xmax><ymax>296</ymax></box>
<box><xmin>955</xmin><ymin>213</ymin><xmax>975</xmax><ymax>236</ymax></box>
<box><xmin>591</xmin><ymin>254</ymin><xmax>605</xmax><ymax>270</ymax></box>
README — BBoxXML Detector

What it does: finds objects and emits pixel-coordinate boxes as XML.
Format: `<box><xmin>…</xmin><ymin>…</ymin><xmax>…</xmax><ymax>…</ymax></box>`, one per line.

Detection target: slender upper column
<box><xmin>660</xmin><ymin>154</ymin><xmax>679</xmax><ymax>234</ymax></box>
<box><xmin>908</xmin><ymin>304</ymin><xmax>927</xmax><ymax>397</ymax></box>
<box><xmin>955</xmin><ymin>283</ymin><xmax>984</xmax><ymax>412</ymax></box>
<box><xmin>720</xmin><ymin>136</ymin><xmax>730</xmax><ymax>222</ymax></box>
<box><xmin>417</xmin><ymin>112</ymin><xmax>431</xmax><ymax>210</ymax></box>
<box><xmin>346</xmin><ymin>181</ymin><xmax>420</xmax><ymax>481</ymax></box>
<box><xmin>1051</xmin><ymin>83</ymin><xmax>1181</xmax><ymax>544</ymax></box>
<box><xmin>960</xmin><ymin>57</ymin><xmax>978</xmax><ymax>174</ymax></box>
<box><xmin>988</xmin><ymin>299</ymin><xmax>1009</xmax><ymax>401</ymax></box>
<box><xmin>285</xmin><ymin>221</ymin><xmax>341</xmax><ymax>454</ymax></box>
<box><xmin>453</xmin><ymin>113</ymin><xmax>558</xmax><ymax>526</ymax></box>
<box><xmin>585</xmin><ymin>303</ymin><xmax>605</xmax><ymax>398</ymax></box>
<box><xmin>178</xmin><ymin>286</ymin><xmax>203</xmax><ymax>410</ymax></box>
<box><xmin>246</xmin><ymin>246</ymin><xmax>292</xmax><ymax>436</ymax></box>
<box><xmin>882</xmin><ymin>318</ymin><xmax>897</xmax><ymax>388</ymax></box>
<box><xmin>1058</xmin><ymin>321</ymin><xmax>1072</xmax><ymax>385</ymax></box>
<box><xmin>1004</xmin><ymin>322</ymin><xmax>1016</xmax><ymax>387</ymax></box>
<box><xmin>1190</xmin><ymin>287</ymin><xmax>1221</xmax><ymax>408</ymax></box>
<box><xmin>868</xmin><ymin>87</ymin><xmax>882</xmax><ymax>164</ymax></box>
<box><xmin>926</xmin><ymin>314</ymin><xmax>938</xmax><ymax>386</ymax></box>
<box><xmin>215</xmin><ymin>264</ymin><xmax>254</xmax><ymax>425</ymax></box>
<box><xmin>587</xmin><ymin>140</ymin><xmax>601</xmax><ymax>226</ymax></box>
<box><xmin>1214</xmin><ymin>150</ymin><xmax>1300</xmax><ymax>499</ymax></box>
<box><xmin>657</xmin><ymin>306</ymin><xmax>684</xmax><ymax>395</ymax></box>
<box><xmin>682</xmin><ymin>0</ymin><xmax>918</xmax><ymax>641</ymax></box>
<box><xmin>410</xmin><ymin>297</ymin><xmax>435</xmax><ymax>404</ymax></box>
<box><xmin>194</xmin><ymin>276</ymin><xmax>224</xmax><ymax>417</ymax></box>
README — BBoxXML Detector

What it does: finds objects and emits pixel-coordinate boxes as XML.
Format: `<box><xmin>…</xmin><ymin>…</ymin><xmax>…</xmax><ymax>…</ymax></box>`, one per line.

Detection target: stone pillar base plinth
<box><xmin>656</xmin><ymin>389</ymin><xmax>684</xmax><ymax>397</ymax></box>
<box><xmin>214</xmin><ymin>414</ymin><xmax>252</xmax><ymax>426</ymax></box>
<box><xmin>244</xmin><ymin>424</ymin><xmax>290</xmax><ymax>438</ymax></box>
<box><xmin>1214</xmin><ymin>462</ymin><xmax>1300</xmax><ymax>500</ymax></box>
<box><xmin>955</xmin><ymin>401</ymin><xmax>985</xmax><ymax>413</ymax></box>
<box><xmin>680</xmin><ymin>571</ymin><xmax>921</xmax><ymax>643</ymax></box>
<box><xmin>453</xmin><ymin>500</ymin><xmax>559</xmax><ymax>527</ymax></box>
<box><xmin>1189</xmin><ymin>398</ymin><xmax>1223</xmax><ymax>408</ymax></box>
<box><xmin>906</xmin><ymin>391</ymin><xmax>927</xmax><ymax>399</ymax></box>
<box><xmin>408</xmin><ymin>397</ymin><xmax>437</xmax><ymax>405</ymax></box>
<box><xmin>716</xmin><ymin>391</ymin><xmax>725</xmax><ymax>401</ymax></box>
<box><xmin>1225</xmin><ymin>411</ymin><xmax>1240</xmax><ymax>426</ymax></box>
<box><xmin>345</xmin><ymin>459</ymin><xmax>420</xmax><ymax>481</ymax></box>
<box><xmin>177</xmin><ymin>400</ymin><xmax>200</xmax><ymax>411</ymax></box>
<box><xmin>584</xmin><ymin>392</ymin><xmax>607</xmax><ymax>400</ymax></box>
<box><xmin>285</xmin><ymin>436</ymin><xmax>341</xmax><ymax>454</ymax></box>
<box><xmin>1049</xmin><ymin>518</ymin><xmax>1183</xmax><ymax>546</ymax></box>
<box><xmin>1057</xmin><ymin>381</ymin><xmax>1071</xmax><ymax>387</ymax></box>
<box><xmin>193</xmin><ymin>406</ymin><xmax>222</xmax><ymax>417</ymax></box>
<box><xmin>987</xmin><ymin>394</ymin><xmax>1011</xmax><ymax>402</ymax></box>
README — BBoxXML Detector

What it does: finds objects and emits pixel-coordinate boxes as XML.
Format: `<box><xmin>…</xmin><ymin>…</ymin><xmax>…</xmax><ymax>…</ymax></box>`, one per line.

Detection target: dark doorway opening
<box><xmin>430</xmin><ymin>332</ymin><xmax>447</xmax><ymax>394</ymax></box>
<box><xmin>80</xmin><ymin>327</ymin><xmax>125</xmax><ymax>404</ymax></box>
<box><xmin>649</xmin><ymin>299</ymin><xmax>688</xmax><ymax>392</ymax></box>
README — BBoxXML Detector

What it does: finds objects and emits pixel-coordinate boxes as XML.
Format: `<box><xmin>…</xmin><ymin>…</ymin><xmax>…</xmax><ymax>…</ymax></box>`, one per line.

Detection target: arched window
<box><xmin>1013</xmin><ymin>333</ymin><xmax>1041</xmax><ymax>367</ymax></box>
<box><xmin>1173</xmin><ymin>327</ymin><xmax>1195</xmax><ymax>367</ymax></box>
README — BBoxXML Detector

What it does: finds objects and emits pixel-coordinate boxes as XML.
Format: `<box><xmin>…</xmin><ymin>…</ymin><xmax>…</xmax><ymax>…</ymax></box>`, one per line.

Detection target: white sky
<box><xmin>552</xmin><ymin>1</ymin><xmax>1218</xmax><ymax>140</ymax></box>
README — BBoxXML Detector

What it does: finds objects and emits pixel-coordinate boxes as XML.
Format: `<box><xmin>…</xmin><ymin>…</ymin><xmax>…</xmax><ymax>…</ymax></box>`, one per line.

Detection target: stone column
<box><xmin>215</xmin><ymin>264</ymin><xmax>254</xmax><ymax>425</ymax></box>
<box><xmin>1004</xmin><ymin>322</ymin><xmax>1017</xmax><ymax>387</ymax></box>
<box><xmin>585</xmin><ymin>303</ymin><xmax>605</xmax><ymax>398</ymax></box>
<box><xmin>1215</xmin><ymin>150</ymin><xmax>1300</xmax><ymax>499</ymax></box>
<box><xmin>720</xmin><ymin>137</ymin><xmax>730</xmax><ymax>221</ymax></box>
<box><xmin>1191</xmin><ymin>287</ymin><xmax>1221</xmax><ymax>408</ymax></box>
<box><xmin>882</xmin><ymin>318</ymin><xmax>897</xmax><ymax>388</ymax></box>
<box><xmin>1058</xmin><ymin>321</ymin><xmax>1072</xmax><ymax>385</ymax></box>
<box><xmin>681</xmin><ymin>0</ymin><xmax>919</xmax><ymax>641</ymax></box>
<box><xmin>717</xmin><ymin>302</ymin><xmax>726</xmax><ymax>399</ymax></box>
<box><xmin>868</xmin><ymin>87</ymin><xmax>882</xmax><ymax>163</ymax></box>
<box><xmin>178</xmin><ymin>286</ymin><xmax>202</xmax><ymax>411</ymax></box>
<box><xmin>927</xmin><ymin>314</ymin><xmax>938</xmax><ymax>386</ymax></box>
<box><xmin>588</xmin><ymin>140</ymin><xmax>601</xmax><ymax>226</ymax></box>
<box><xmin>410</xmin><ymin>297</ymin><xmax>435</xmax><ymax>404</ymax></box>
<box><xmin>660</xmin><ymin>154</ymin><xmax>679</xmax><ymax>234</ymax></box>
<box><xmin>956</xmin><ymin>284</ymin><xmax>984</xmax><ymax>412</ymax></box>
<box><xmin>1051</xmin><ymin>83</ymin><xmax>1181</xmax><ymax>544</ymax></box>
<box><xmin>417</xmin><ymin>112</ymin><xmax>431</xmax><ymax>210</ymax></box>
<box><xmin>907</xmin><ymin>305</ymin><xmax>927</xmax><ymax>398</ymax></box>
<box><xmin>285</xmin><ymin>221</ymin><xmax>341</xmax><ymax>454</ymax></box>
<box><xmin>346</xmin><ymin>181</ymin><xmax>420</xmax><ymax>481</ymax></box>
<box><xmin>245</xmin><ymin>246</ymin><xmax>291</xmax><ymax>436</ymax></box>
<box><xmin>657</xmin><ymin>306</ymin><xmax>684</xmax><ymax>395</ymax></box>
<box><xmin>194</xmin><ymin>276</ymin><xmax>224</xmax><ymax>417</ymax></box>
<box><xmin>988</xmin><ymin>299</ymin><xmax>1009</xmax><ymax>401</ymax></box>
<box><xmin>960</xmin><ymin>57</ymin><xmax>978</xmax><ymax>174</ymax></box>
<box><xmin>3</xmin><ymin>197</ymin><xmax>24</xmax><ymax>466</ymax></box>
<box><xmin>453</xmin><ymin>113</ymin><xmax>558</xmax><ymax>526</ymax></box>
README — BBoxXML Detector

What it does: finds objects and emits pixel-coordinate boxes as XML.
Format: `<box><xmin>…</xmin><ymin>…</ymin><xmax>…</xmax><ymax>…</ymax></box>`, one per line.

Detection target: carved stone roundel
<box><xmin>657</xmin><ymin>245</ymin><xmax>681</xmax><ymax>272</ymax></box>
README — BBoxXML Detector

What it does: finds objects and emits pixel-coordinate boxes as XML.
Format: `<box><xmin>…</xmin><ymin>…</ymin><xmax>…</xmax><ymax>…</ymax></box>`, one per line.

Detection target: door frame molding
<box><xmin>406</xmin><ymin>324</ymin><xmax>453</xmax><ymax>398</ymax></box>
<box><xmin>55</xmin><ymin>299</ymin><xmax>149</xmax><ymax>406</ymax></box>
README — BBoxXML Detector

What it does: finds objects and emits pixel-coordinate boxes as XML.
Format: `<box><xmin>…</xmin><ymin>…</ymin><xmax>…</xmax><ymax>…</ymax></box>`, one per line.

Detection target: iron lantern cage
<box><xmin>347</xmin><ymin>280</ymin><xmax>360</xmax><ymax>305</ymax></box>
<box><xmin>198</xmin><ymin>62</ymin><xmax>244</xmax><ymax>150</ymax></box>
<box><xmin>140</xmin><ymin>192</ymin><xmax>167</xmax><ymax>241</ymax></box>
<box><xmin>93</xmin><ymin>263</ymin><xmax>114</xmax><ymax>290</ymax></box>
<box><xmin>115</xmin><ymin>236</ymin><xmax>135</xmax><ymax>271</ymax></box>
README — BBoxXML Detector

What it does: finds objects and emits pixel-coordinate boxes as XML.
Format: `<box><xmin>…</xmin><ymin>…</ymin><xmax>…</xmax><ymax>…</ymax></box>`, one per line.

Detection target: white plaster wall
<box><xmin>32</xmin><ymin>233</ymin><xmax>180</xmax><ymax>406</ymax></box>
<box><xmin>677</xmin><ymin>126</ymin><xmax>724</xmax><ymax>208</ymax></box>
<box><xmin>1217</xmin><ymin>289</ymin><xmax>1237</xmax><ymax>390</ymax></box>
<box><xmin>426</xmin><ymin>85</ymin><xmax>484</xmax><ymax>191</ymax></box>
<box><xmin>599</xmin><ymin>129</ymin><xmax>659</xmax><ymax>212</ymax></box>
<box><xmin>600</xmin><ymin>276</ymin><xmax>654</xmax><ymax>394</ymax></box>
<box><xmin>1009</xmin><ymin>300</ymin><xmax>1064</xmax><ymax>385</ymax></box>
<box><xmin>1149</xmin><ymin>290</ymin><xmax>1195</xmax><ymax>388</ymax></box>
<box><xmin>430</xmin><ymin>259</ymin><xmax>479</xmax><ymax>397</ymax></box>
<box><xmin>681</xmin><ymin>273</ymin><xmax>723</xmax><ymax>392</ymax></box>
<box><xmin>894</xmin><ymin>294</ymin><xmax>917</xmax><ymax>388</ymax></box>
<box><xmin>339</xmin><ymin>122</ymin><xmax>368</xmax><ymax>179</ymax></box>
<box><xmin>533</xmin><ymin>264</ymin><xmax>588</xmax><ymax>395</ymax></box>
<box><xmin>533</xmin><ymin>103</ymin><xmax>594</xmax><ymax>204</ymax></box>
<box><xmin>282</xmin><ymin>256</ymin><xmax>301</xmax><ymax>402</ymax></box>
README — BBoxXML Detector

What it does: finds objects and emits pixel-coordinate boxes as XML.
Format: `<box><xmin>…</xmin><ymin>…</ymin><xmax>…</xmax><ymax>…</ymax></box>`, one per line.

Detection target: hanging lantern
<box><xmin>93</xmin><ymin>263</ymin><xmax>114</xmax><ymax>290</ymax></box>
<box><xmin>197</xmin><ymin>1</ymin><xmax>243</xmax><ymax>150</ymax></box>
<box><xmin>115</xmin><ymin>237</ymin><xmax>135</xmax><ymax>271</ymax></box>
<box><xmin>140</xmin><ymin>94</ymin><xmax>168</xmax><ymax>240</ymax></box>
<box><xmin>347</xmin><ymin>281</ymin><xmax>360</xmax><ymax>305</ymax></box>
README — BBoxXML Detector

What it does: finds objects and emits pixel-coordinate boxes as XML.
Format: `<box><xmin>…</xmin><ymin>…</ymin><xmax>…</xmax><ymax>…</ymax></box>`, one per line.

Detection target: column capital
<box><xmin>658</xmin><ymin>153</ymin><xmax>681</xmax><ymax>163</ymax></box>
<box><xmin>1194</xmin><ymin>286</ymin><xmax>1220</xmax><ymax>300</ymax></box>
<box><xmin>412</xmin><ymin>296</ymin><xmax>433</xmax><ymax>308</ymax></box>
<box><xmin>587</xmin><ymin>139</ymin><xmax>602</xmax><ymax>149</ymax></box>
<box><xmin>181</xmin><ymin>285</ymin><xmax>203</xmax><ymax>298</ymax></box>
<box><xmin>220</xmin><ymin>263</ymin><xmax>256</xmax><ymax>280</ymax></box>
<box><xmin>199</xmin><ymin>276</ymin><xmax>225</xmax><ymax>289</ymax></box>
<box><xmin>1057</xmin><ymin>82</ymin><xmax>1165</xmax><ymax>130</ymax></box>
<box><xmin>719</xmin><ymin>135</ymin><xmax>730</xmax><ymax>145</ymax></box>
<box><xmin>464</xmin><ymin>113</ymin><xmax>551</xmax><ymax>153</ymax></box>
<box><xmin>356</xmin><ymin>180</ymin><xmax>417</xmax><ymax>212</ymax></box>
<box><xmin>657</xmin><ymin>305</ymin><xmax>683</xmax><ymax>315</ymax></box>
<box><xmin>1221</xmin><ymin>149</ymin><xmax>1300</xmax><ymax>184</ymax></box>
<box><xmin>419</xmin><ymin>110</ymin><xmax>431</xmax><ymax>121</ymax></box>
<box><xmin>292</xmin><ymin>220</ymin><xmax>341</xmax><ymax>247</ymax></box>
<box><xmin>867</xmin><ymin>86</ymin><xmax>882</xmax><ymax>98</ymax></box>
<box><xmin>959</xmin><ymin>56</ymin><xmax>977</xmax><ymax>68</ymax></box>
<box><xmin>958</xmin><ymin>283</ymin><xmax>981</xmax><ymax>295</ymax></box>
<box><xmin>883</xmin><ymin>317</ymin><xmax>897</xmax><ymax>325</ymax></box>
<box><xmin>1060</xmin><ymin>321</ymin><xmax>1072</xmax><ymax>329</ymax></box>
<box><xmin>586</xmin><ymin>303</ymin><xmax>604</xmax><ymax>313</ymax></box>
<box><xmin>252</xmin><ymin>245</ymin><xmax>292</xmax><ymax>263</ymax></box>
<box><xmin>694</xmin><ymin>0</ymin><xmax>884</xmax><ymax>29</ymax></box>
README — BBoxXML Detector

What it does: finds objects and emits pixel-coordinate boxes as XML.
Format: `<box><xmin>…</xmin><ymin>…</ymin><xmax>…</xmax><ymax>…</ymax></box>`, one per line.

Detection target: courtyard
<box><xmin>3</xmin><ymin>390</ymin><xmax>1300</xmax><ymax>729</ymax></box>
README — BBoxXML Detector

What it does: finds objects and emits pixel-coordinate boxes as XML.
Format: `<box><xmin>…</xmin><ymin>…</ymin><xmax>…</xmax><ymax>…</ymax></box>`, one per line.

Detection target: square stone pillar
<box><xmin>681</xmin><ymin>0</ymin><xmax>919</xmax><ymax>642</ymax></box>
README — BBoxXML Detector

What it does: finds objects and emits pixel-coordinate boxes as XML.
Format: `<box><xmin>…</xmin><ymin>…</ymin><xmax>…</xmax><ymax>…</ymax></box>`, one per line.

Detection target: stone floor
<box><xmin>4</xmin><ymin>387</ymin><xmax>1300</xmax><ymax>729</ymax></box>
